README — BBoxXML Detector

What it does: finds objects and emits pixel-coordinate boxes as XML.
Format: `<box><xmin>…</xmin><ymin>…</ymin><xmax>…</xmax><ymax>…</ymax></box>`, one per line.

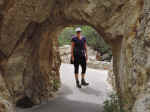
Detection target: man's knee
<box><xmin>74</xmin><ymin>65</ymin><xmax>79</xmax><ymax>74</ymax></box>
<box><xmin>75</xmin><ymin>71</ymin><xmax>79</xmax><ymax>74</ymax></box>
<box><xmin>82</xmin><ymin>67</ymin><xmax>86</xmax><ymax>74</ymax></box>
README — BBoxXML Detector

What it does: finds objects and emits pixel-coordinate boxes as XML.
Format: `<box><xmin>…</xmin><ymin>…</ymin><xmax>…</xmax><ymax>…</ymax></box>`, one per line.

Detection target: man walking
<box><xmin>71</xmin><ymin>27</ymin><xmax>89</xmax><ymax>88</ymax></box>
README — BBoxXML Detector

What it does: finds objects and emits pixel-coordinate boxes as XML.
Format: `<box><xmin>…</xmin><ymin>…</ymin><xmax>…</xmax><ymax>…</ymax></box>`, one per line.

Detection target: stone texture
<box><xmin>107</xmin><ymin>62</ymin><xmax>116</xmax><ymax>90</ymax></box>
<box><xmin>0</xmin><ymin>97</ymin><xmax>15</xmax><ymax>112</ymax></box>
<box><xmin>0</xmin><ymin>0</ymin><xmax>149</xmax><ymax>112</ymax></box>
<box><xmin>0</xmin><ymin>71</ymin><xmax>11</xmax><ymax>101</ymax></box>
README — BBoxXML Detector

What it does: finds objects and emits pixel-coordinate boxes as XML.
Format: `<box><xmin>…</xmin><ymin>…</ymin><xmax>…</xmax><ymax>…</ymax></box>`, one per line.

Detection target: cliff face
<box><xmin>0</xmin><ymin>0</ymin><xmax>61</xmax><ymax>110</ymax></box>
<box><xmin>0</xmin><ymin>0</ymin><xmax>149</xmax><ymax>112</ymax></box>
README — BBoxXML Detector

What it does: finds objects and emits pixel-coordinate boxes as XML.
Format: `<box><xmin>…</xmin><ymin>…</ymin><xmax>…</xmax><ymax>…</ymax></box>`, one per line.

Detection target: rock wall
<box><xmin>0</xmin><ymin>1</ymin><xmax>61</xmax><ymax>108</ymax></box>
<box><xmin>0</xmin><ymin>0</ymin><xmax>148</xmax><ymax>112</ymax></box>
<box><xmin>119</xmin><ymin>1</ymin><xmax>150</xmax><ymax>112</ymax></box>
<box><xmin>0</xmin><ymin>97</ymin><xmax>15</xmax><ymax>112</ymax></box>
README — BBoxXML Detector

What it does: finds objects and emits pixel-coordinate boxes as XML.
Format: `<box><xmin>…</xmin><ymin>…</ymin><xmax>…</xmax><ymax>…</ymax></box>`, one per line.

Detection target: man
<box><xmin>71</xmin><ymin>27</ymin><xmax>89</xmax><ymax>88</ymax></box>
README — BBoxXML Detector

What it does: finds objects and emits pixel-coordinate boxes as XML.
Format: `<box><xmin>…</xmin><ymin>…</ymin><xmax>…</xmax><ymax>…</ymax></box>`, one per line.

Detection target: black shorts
<box><xmin>73</xmin><ymin>55</ymin><xmax>86</xmax><ymax>74</ymax></box>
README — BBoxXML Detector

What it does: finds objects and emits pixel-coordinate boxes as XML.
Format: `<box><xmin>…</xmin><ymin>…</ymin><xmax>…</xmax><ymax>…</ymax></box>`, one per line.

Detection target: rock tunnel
<box><xmin>0</xmin><ymin>0</ymin><xmax>150</xmax><ymax>112</ymax></box>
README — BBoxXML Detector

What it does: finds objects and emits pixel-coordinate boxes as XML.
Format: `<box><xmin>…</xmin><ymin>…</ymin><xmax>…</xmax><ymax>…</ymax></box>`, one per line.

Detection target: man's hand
<box><xmin>72</xmin><ymin>56</ymin><xmax>74</xmax><ymax>62</ymax></box>
<box><xmin>86</xmin><ymin>55</ymin><xmax>88</xmax><ymax>61</ymax></box>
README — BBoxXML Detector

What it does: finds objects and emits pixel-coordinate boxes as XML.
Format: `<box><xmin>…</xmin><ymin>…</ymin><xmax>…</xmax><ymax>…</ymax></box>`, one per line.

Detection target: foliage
<box><xmin>80</xmin><ymin>26</ymin><xmax>112</xmax><ymax>55</ymax></box>
<box><xmin>58</xmin><ymin>27</ymin><xmax>75</xmax><ymax>46</ymax></box>
<box><xmin>103</xmin><ymin>93</ymin><xmax>125</xmax><ymax>112</ymax></box>
<box><xmin>58</xmin><ymin>25</ymin><xmax>112</xmax><ymax>59</ymax></box>
<box><xmin>53</xmin><ymin>79</ymin><xmax>60</xmax><ymax>91</ymax></box>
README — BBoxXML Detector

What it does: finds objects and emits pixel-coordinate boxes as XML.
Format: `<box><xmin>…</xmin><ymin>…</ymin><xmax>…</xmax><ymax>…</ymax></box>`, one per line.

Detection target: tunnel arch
<box><xmin>35</xmin><ymin>19</ymin><xmax>120</xmax><ymax>104</ymax></box>
<box><xmin>11</xmin><ymin>18</ymin><xmax>119</xmax><ymax>106</ymax></box>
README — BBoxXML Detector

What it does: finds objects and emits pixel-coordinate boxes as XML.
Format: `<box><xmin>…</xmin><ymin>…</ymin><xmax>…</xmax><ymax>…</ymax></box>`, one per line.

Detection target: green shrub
<box><xmin>58</xmin><ymin>27</ymin><xmax>75</xmax><ymax>46</ymax></box>
<box><xmin>53</xmin><ymin>79</ymin><xmax>60</xmax><ymax>91</ymax></box>
<box><xmin>103</xmin><ymin>93</ymin><xmax>124</xmax><ymax>112</ymax></box>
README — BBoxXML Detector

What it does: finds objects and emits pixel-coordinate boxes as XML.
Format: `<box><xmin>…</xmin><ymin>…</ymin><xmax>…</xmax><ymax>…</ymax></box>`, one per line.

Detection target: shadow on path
<box><xmin>17</xmin><ymin>97</ymin><xmax>104</xmax><ymax>112</ymax></box>
<box><xmin>36</xmin><ymin>97</ymin><xmax>103</xmax><ymax>112</ymax></box>
<box><xmin>17</xmin><ymin>84</ymin><xmax>104</xmax><ymax>112</ymax></box>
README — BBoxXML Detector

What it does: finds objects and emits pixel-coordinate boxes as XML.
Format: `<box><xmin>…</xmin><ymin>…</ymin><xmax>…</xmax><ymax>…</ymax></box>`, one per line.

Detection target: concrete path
<box><xmin>17</xmin><ymin>63</ymin><xmax>112</xmax><ymax>112</ymax></box>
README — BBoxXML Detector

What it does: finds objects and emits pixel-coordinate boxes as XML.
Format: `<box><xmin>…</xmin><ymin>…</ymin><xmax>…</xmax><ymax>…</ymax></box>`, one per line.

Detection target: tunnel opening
<box><xmin>20</xmin><ymin>25</ymin><xmax>116</xmax><ymax>112</ymax></box>
<box><xmin>15</xmin><ymin>24</ymin><xmax>116</xmax><ymax>111</ymax></box>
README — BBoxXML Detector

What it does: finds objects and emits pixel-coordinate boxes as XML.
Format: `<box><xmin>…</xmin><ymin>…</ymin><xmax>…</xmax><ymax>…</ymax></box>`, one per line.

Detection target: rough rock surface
<box><xmin>0</xmin><ymin>97</ymin><xmax>15</xmax><ymax>112</ymax></box>
<box><xmin>0</xmin><ymin>71</ymin><xmax>11</xmax><ymax>100</ymax></box>
<box><xmin>0</xmin><ymin>0</ymin><xmax>148</xmax><ymax>112</ymax></box>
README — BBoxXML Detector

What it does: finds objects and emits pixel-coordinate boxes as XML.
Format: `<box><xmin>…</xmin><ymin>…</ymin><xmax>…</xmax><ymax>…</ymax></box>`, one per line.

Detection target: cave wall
<box><xmin>0</xmin><ymin>0</ymin><xmax>149</xmax><ymax>112</ymax></box>
<box><xmin>0</xmin><ymin>0</ymin><xmax>61</xmax><ymax>111</ymax></box>
<box><xmin>121</xmin><ymin>1</ymin><xmax>150</xmax><ymax>111</ymax></box>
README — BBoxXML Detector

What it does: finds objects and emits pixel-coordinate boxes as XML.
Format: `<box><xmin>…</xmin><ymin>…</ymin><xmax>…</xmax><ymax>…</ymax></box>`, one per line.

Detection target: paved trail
<box><xmin>17</xmin><ymin>64</ymin><xmax>112</xmax><ymax>112</ymax></box>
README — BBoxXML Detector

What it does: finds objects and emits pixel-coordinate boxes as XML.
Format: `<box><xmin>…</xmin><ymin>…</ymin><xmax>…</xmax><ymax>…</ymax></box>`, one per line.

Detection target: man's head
<box><xmin>75</xmin><ymin>27</ymin><xmax>82</xmax><ymax>37</ymax></box>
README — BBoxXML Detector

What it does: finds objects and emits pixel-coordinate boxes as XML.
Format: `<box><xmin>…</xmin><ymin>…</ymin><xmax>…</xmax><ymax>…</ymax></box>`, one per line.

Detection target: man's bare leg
<box><xmin>75</xmin><ymin>74</ymin><xmax>81</xmax><ymax>88</ymax></box>
<box><xmin>81</xmin><ymin>74</ymin><xmax>89</xmax><ymax>86</ymax></box>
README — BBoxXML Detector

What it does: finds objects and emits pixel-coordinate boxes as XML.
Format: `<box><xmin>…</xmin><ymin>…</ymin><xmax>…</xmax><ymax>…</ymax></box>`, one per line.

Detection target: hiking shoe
<box><xmin>81</xmin><ymin>79</ymin><xmax>89</xmax><ymax>86</ymax></box>
<box><xmin>76</xmin><ymin>81</ymin><xmax>82</xmax><ymax>88</ymax></box>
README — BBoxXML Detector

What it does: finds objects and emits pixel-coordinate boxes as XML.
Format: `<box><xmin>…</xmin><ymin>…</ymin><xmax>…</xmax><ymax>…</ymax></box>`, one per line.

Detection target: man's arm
<box><xmin>84</xmin><ymin>42</ymin><xmax>88</xmax><ymax>61</ymax></box>
<box><xmin>71</xmin><ymin>42</ymin><xmax>75</xmax><ymax>61</ymax></box>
